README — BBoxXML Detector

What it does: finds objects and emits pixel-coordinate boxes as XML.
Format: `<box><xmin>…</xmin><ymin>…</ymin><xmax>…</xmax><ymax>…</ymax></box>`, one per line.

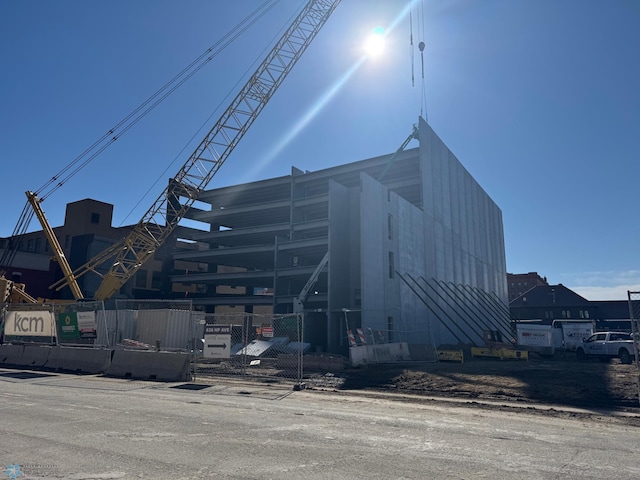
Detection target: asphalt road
<box><xmin>0</xmin><ymin>369</ymin><xmax>639</xmax><ymax>479</ymax></box>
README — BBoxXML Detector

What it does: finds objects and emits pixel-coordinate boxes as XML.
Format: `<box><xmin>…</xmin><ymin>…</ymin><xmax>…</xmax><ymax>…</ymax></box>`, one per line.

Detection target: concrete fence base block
<box><xmin>16</xmin><ymin>345</ymin><xmax>52</xmax><ymax>368</ymax></box>
<box><xmin>349</xmin><ymin>342</ymin><xmax>412</xmax><ymax>367</ymax></box>
<box><xmin>106</xmin><ymin>350</ymin><xmax>190</xmax><ymax>381</ymax></box>
<box><xmin>47</xmin><ymin>347</ymin><xmax>112</xmax><ymax>374</ymax></box>
<box><xmin>0</xmin><ymin>345</ymin><xmax>26</xmax><ymax>366</ymax></box>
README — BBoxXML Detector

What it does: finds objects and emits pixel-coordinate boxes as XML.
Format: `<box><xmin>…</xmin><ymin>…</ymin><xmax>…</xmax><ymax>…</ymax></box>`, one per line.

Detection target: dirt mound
<box><xmin>310</xmin><ymin>355</ymin><xmax>640</xmax><ymax>414</ymax></box>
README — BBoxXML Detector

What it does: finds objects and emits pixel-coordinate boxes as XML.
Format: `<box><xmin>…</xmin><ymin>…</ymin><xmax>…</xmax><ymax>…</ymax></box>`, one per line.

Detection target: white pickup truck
<box><xmin>575</xmin><ymin>332</ymin><xmax>637</xmax><ymax>364</ymax></box>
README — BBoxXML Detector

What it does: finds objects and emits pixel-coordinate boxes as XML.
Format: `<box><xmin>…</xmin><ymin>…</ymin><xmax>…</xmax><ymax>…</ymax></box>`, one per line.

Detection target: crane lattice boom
<box><xmin>51</xmin><ymin>0</ymin><xmax>341</xmax><ymax>301</ymax></box>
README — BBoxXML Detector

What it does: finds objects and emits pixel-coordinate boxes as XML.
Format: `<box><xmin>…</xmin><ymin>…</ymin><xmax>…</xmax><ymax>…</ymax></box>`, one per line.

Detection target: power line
<box><xmin>36</xmin><ymin>0</ymin><xmax>280</xmax><ymax>202</ymax></box>
<box><xmin>2</xmin><ymin>1</ymin><xmax>280</xmax><ymax>270</ymax></box>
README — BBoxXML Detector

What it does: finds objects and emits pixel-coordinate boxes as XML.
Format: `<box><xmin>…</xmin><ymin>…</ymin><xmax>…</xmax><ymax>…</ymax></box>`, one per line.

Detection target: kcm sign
<box><xmin>4</xmin><ymin>310</ymin><xmax>56</xmax><ymax>337</ymax></box>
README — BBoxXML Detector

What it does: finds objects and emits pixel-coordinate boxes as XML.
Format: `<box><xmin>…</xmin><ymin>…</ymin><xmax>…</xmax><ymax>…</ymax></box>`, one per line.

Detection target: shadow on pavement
<box><xmin>338</xmin><ymin>357</ymin><xmax>640</xmax><ymax>411</ymax></box>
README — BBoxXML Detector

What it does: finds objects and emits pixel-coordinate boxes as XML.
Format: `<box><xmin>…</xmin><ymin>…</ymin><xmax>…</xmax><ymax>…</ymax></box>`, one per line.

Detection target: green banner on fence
<box><xmin>58</xmin><ymin>312</ymin><xmax>80</xmax><ymax>339</ymax></box>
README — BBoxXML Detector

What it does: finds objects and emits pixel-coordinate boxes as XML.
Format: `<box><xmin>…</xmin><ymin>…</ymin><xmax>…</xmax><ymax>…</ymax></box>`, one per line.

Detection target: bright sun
<box><xmin>363</xmin><ymin>27</ymin><xmax>386</xmax><ymax>57</ymax></box>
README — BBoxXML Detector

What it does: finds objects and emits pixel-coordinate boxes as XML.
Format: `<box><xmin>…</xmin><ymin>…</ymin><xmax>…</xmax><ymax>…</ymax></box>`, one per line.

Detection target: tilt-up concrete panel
<box><xmin>327</xmin><ymin>180</ymin><xmax>351</xmax><ymax>352</ymax></box>
<box><xmin>360</xmin><ymin>173</ymin><xmax>430</xmax><ymax>344</ymax></box>
<box><xmin>353</xmin><ymin>117</ymin><xmax>508</xmax><ymax>348</ymax></box>
<box><xmin>359</xmin><ymin>173</ymin><xmax>388</xmax><ymax>333</ymax></box>
<box><xmin>418</xmin><ymin>117</ymin><xmax>507</xmax><ymax>304</ymax></box>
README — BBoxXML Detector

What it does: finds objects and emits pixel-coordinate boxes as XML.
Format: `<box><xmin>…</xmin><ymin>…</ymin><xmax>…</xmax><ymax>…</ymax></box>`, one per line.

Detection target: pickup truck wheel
<box><xmin>619</xmin><ymin>349</ymin><xmax>632</xmax><ymax>365</ymax></box>
<box><xmin>576</xmin><ymin>349</ymin><xmax>586</xmax><ymax>361</ymax></box>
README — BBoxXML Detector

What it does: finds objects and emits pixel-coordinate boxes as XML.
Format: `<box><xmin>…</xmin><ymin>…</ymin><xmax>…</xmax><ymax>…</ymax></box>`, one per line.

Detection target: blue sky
<box><xmin>1</xmin><ymin>0</ymin><xmax>639</xmax><ymax>300</ymax></box>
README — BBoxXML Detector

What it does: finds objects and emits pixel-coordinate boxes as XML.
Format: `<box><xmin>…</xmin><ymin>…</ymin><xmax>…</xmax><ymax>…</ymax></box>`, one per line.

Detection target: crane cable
<box><xmin>119</xmin><ymin>2</ymin><xmax>306</xmax><ymax>226</ymax></box>
<box><xmin>417</xmin><ymin>0</ymin><xmax>428</xmax><ymax>121</ymax></box>
<box><xmin>409</xmin><ymin>0</ymin><xmax>428</xmax><ymax>121</ymax></box>
<box><xmin>35</xmin><ymin>0</ymin><xmax>280</xmax><ymax>202</ymax></box>
<box><xmin>409</xmin><ymin>7</ymin><xmax>415</xmax><ymax>87</ymax></box>
<box><xmin>1</xmin><ymin>1</ymin><xmax>279</xmax><ymax>270</ymax></box>
<box><xmin>0</xmin><ymin>203</ymin><xmax>34</xmax><ymax>271</ymax></box>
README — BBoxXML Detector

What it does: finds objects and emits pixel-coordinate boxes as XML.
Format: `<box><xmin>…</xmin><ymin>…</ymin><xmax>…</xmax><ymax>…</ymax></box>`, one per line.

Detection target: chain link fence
<box><xmin>1</xmin><ymin>299</ymin><xmax>196</xmax><ymax>350</ymax></box>
<box><xmin>343</xmin><ymin>325</ymin><xmax>438</xmax><ymax>366</ymax></box>
<box><xmin>193</xmin><ymin>313</ymin><xmax>305</xmax><ymax>386</ymax></box>
<box><xmin>626</xmin><ymin>291</ymin><xmax>640</xmax><ymax>405</ymax></box>
<box><xmin>112</xmin><ymin>299</ymin><xmax>197</xmax><ymax>352</ymax></box>
<box><xmin>55</xmin><ymin>300</ymin><xmax>109</xmax><ymax>347</ymax></box>
<box><xmin>340</xmin><ymin>309</ymin><xmax>438</xmax><ymax>363</ymax></box>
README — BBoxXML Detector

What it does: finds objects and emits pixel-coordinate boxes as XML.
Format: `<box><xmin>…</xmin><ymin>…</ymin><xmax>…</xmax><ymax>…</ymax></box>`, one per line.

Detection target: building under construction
<box><xmin>172</xmin><ymin>117</ymin><xmax>510</xmax><ymax>354</ymax></box>
<box><xmin>0</xmin><ymin>118</ymin><xmax>510</xmax><ymax>356</ymax></box>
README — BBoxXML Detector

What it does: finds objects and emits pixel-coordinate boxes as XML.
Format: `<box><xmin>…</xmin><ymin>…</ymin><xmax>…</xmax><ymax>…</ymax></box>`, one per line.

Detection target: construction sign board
<box><xmin>4</xmin><ymin>310</ymin><xmax>56</xmax><ymax>337</ymax></box>
<box><xmin>203</xmin><ymin>324</ymin><xmax>231</xmax><ymax>359</ymax></box>
<box><xmin>58</xmin><ymin>312</ymin><xmax>80</xmax><ymax>339</ymax></box>
<box><xmin>77</xmin><ymin>311</ymin><xmax>97</xmax><ymax>339</ymax></box>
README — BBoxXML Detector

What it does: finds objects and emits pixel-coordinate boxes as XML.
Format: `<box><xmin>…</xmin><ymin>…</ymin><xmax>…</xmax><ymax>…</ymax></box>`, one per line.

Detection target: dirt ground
<box><xmin>308</xmin><ymin>354</ymin><xmax>640</xmax><ymax>417</ymax></box>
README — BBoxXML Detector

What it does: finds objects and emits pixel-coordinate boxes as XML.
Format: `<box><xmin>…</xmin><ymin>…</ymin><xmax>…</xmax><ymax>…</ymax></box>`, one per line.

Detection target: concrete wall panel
<box><xmin>414</xmin><ymin>118</ymin><xmax>507</xmax><ymax>346</ymax></box>
<box><xmin>360</xmin><ymin>174</ymin><xmax>386</xmax><ymax>330</ymax></box>
<box><xmin>328</xmin><ymin>180</ymin><xmax>351</xmax><ymax>350</ymax></box>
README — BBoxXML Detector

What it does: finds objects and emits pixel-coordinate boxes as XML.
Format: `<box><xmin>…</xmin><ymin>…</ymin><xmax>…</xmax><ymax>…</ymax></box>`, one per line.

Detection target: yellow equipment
<box><xmin>4</xmin><ymin>0</ymin><xmax>341</xmax><ymax>303</ymax></box>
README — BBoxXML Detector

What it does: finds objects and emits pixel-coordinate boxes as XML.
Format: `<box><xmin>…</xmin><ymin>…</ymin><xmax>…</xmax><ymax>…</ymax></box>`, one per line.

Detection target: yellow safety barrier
<box><xmin>437</xmin><ymin>349</ymin><xmax>464</xmax><ymax>363</ymax></box>
<box><xmin>471</xmin><ymin>347</ymin><xmax>528</xmax><ymax>361</ymax></box>
<box><xmin>500</xmin><ymin>348</ymin><xmax>528</xmax><ymax>360</ymax></box>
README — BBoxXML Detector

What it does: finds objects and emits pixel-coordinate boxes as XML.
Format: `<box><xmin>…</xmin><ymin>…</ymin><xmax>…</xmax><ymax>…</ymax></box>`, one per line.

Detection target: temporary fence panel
<box><xmin>133</xmin><ymin>309</ymin><xmax>194</xmax><ymax>351</ymax></box>
<box><xmin>55</xmin><ymin>300</ymin><xmax>108</xmax><ymax>348</ymax></box>
<box><xmin>341</xmin><ymin>308</ymin><xmax>438</xmax><ymax>363</ymax></box>
<box><xmin>99</xmin><ymin>310</ymin><xmax>118</xmax><ymax>349</ymax></box>
<box><xmin>626</xmin><ymin>291</ymin><xmax>640</xmax><ymax>406</ymax></box>
<box><xmin>195</xmin><ymin>312</ymin><xmax>305</xmax><ymax>385</ymax></box>
<box><xmin>113</xmin><ymin>299</ymin><xmax>194</xmax><ymax>352</ymax></box>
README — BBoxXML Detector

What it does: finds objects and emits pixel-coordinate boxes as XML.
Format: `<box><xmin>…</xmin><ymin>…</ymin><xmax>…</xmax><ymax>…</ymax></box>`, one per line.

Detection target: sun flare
<box><xmin>363</xmin><ymin>27</ymin><xmax>386</xmax><ymax>57</ymax></box>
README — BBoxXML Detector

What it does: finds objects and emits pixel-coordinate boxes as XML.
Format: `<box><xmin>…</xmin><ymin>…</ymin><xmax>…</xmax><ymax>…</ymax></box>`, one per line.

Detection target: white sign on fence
<box><xmin>4</xmin><ymin>310</ymin><xmax>56</xmax><ymax>337</ymax></box>
<box><xmin>203</xmin><ymin>334</ymin><xmax>231</xmax><ymax>359</ymax></box>
<box><xmin>77</xmin><ymin>311</ymin><xmax>97</xmax><ymax>338</ymax></box>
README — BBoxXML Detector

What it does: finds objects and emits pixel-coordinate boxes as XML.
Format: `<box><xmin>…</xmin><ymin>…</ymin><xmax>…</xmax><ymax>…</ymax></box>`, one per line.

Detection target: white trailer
<box><xmin>555</xmin><ymin>320</ymin><xmax>595</xmax><ymax>351</ymax></box>
<box><xmin>516</xmin><ymin>320</ymin><xmax>595</xmax><ymax>356</ymax></box>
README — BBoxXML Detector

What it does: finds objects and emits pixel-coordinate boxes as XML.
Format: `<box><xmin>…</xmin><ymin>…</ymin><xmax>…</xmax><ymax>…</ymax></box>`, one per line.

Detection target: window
<box><xmin>135</xmin><ymin>270</ymin><xmax>147</xmax><ymax>288</ymax></box>
<box><xmin>151</xmin><ymin>272</ymin><xmax>162</xmax><ymax>289</ymax></box>
<box><xmin>91</xmin><ymin>213</ymin><xmax>100</xmax><ymax>224</ymax></box>
<box><xmin>611</xmin><ymin>333</ymin><xmax>631</xmax><ymax>341</ymax></box>
<box><xmin>27</xmin><ymin>239</ymin><xmax>34</xmax><ymax>252</ymax></box>
<box><xmin>387</xmin><ymin>214</ymin><xmax>393</xmax><ymax>240</ymax></box>
<box><xmin>34</xmin><ymin>238</ymin><xmax>41</xmax><ymax>253</ymax></box>
<box><xmin>388</xmin><ymin>251</ymin><xmax>394</xmax><ymax>278</ymax></box>
<box><xmin>387</xmin><ymin>316</ymin><xmax>394</xmax><ymax>343</ymax></box>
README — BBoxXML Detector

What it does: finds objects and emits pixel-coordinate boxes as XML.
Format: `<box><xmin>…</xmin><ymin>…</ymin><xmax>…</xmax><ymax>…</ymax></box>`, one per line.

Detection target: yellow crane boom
<box><xmin>48</xmin><ymin>0</ymin><xmax>340</xmax><ymax>301</ymax></box>
<box><xmin>26</xmin><ymin>191</ymin><xmax>84</xmax><ymax>300</ymax></box>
